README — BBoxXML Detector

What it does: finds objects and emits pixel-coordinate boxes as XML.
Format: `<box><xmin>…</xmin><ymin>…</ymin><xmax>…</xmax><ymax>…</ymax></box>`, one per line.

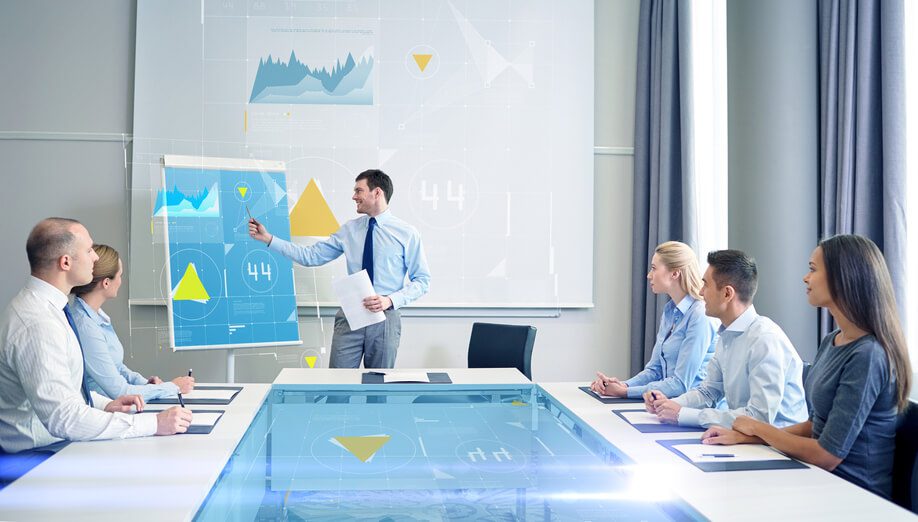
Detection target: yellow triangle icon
<box><xmin>333</xmin><ymin>435</ymin><xmax>391</xmax><ymax>462</ymax></box>
<box><xmin>305</xmin><ymin>356</ymin><xmax>317</xmax><ymax>368</ymax></box>
<box><xmin>413</xmin><ymin>53</ymin><xmax>433</xmax><ymax>72</ymax></box>
<box><xmin>238</xmin><ymin>186</ymin><xmax>248</xmax><ymax>198</ymax></box>
<box><xmin>290</xmin><ymin>179</ymin><xmax>340</xmax><ymax>236</ymax></box>
<box><xmin>173</xmin><ymin>263</ymin><xmax>210</xmax><ymax>302</ymax></box>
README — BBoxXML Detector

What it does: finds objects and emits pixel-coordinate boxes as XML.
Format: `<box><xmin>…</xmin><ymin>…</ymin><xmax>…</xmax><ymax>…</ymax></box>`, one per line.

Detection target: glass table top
<box><xmin>194</xmin><ymin>385</ymin><xmax>702</xmax><ymax>521</ymax></box>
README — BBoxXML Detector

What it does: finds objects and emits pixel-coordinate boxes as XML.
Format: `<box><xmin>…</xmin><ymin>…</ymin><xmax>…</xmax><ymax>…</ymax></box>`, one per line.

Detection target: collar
<box><xmin>73</xmin><ymin>296</ymin><xmax>111</xmax><ymax>326</ymax></box>
<box><xmin>675</xmin><ymin>295</ymin><xmax>694</xmax><ymax>315</ymax></box>
<box><xmin>369</xmin><ymin>208</ymin><xmax>393</xmax><ymax>226</ymax></box>
<box><xmin>26</xmin><ymin>275</ymin><xmax>69</xmax><ymax>311</ymax></box>
<box><xmin>721</xmin><ymin>304</ymin><xmax>758</xmax><ymax>333</ymax></box>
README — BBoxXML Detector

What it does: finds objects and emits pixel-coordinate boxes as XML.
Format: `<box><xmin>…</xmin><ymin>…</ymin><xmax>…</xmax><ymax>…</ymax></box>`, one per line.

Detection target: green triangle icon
<box><xmin>173</xmin><ymin>263</ymin><xmax>210</xmax><ymax>302</ymax></box>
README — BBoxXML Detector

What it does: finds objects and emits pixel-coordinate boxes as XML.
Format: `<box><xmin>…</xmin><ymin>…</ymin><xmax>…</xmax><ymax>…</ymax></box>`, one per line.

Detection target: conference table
<box><xmin>0</xmin><ymin>368</ymin><xmax>912</xmax><ymax>521</ymax></box>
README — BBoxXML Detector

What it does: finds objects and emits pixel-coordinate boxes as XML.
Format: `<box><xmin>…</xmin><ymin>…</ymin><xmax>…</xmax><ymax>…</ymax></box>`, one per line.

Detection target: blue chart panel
<box><xmin>163</xmin><ymin>163</ymin><xmax>301</xmax><ymax>350</ymax></box>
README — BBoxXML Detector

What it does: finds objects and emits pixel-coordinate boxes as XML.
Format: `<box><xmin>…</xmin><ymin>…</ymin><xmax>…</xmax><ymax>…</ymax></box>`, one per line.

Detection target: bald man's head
<box><xmin>26</xmin><ymin>217</ymin><xmax>82</xmax><ymax>274</ymax></box>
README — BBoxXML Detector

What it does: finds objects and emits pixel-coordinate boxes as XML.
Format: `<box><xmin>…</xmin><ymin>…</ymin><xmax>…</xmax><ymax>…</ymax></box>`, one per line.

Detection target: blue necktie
<box><xmin>362</xmin><ymin>217</ymin><xmax>377</xmax><ymax>284</ymax></box>
<box><xmin>63</xmin><ymin>304</ymin><xmax>93</xmax><ymax>407</ymax></box>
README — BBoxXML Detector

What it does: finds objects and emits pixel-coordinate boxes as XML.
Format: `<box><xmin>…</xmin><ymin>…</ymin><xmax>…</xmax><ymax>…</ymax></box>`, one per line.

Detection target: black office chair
<box><xmin>467</xmin><ymin>322</ymin><xmax>537</xmax><ymax>380</ymax></box>
<box><xmin>801</xmin><ymin>361</ymin><xmax>812</xmax><ymax>387</ymax></box>
<box><xmin>893</xmin><ymin>401</ymin><xmax>918</xmax><ymax>513</ymax></box>
<box><xmin>412</xmin><ymin>323</ymin><xmax>537</xmax><ymax>404</ymax></box>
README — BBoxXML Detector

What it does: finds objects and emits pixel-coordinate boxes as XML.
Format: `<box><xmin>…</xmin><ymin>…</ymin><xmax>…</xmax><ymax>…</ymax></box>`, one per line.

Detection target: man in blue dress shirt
<box><xmin>249</xmin><ymin>169</ymin><xmax>431</xmax><ymax>369</ymax></box>
<box><xmin>646</xmin><ymin>250</ymin><xmax>808</xmax><ymax>429</ymax></box>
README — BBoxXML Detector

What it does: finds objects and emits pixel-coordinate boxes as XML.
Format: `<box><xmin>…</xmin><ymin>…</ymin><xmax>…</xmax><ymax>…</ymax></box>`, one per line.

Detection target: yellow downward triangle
<box><xmin>238</xmin><ymin>186</ymin><xmax>248</xmax><ymax>198</ymax></box>
<box><xmin>173</xmin><ymin>263</ymin><xmax>210</xmax><ymax>302</ymax></box>
<box><xmin>305</xmin><ymin>356</ymin><xmax>317</xmax><ymax>368</ymax></box>
<box><xmin>413</xmin><ymin>53</ymin><xmax>433</xmax><ymax>72</ymax></box>
<box><xmin>290</xmin><ymin>179</ymin><xmax>340</xmax><ymax>236</ymax></box>
<box><xmin>334</xmin><ymin>435</ymin><xmax>391</xmax><ymax>462</ymax></box>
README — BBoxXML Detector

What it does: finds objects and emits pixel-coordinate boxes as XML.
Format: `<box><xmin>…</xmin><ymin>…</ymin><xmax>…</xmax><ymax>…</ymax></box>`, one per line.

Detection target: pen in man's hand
<box><xmin>188</xmin><ymin>368</ymin><xmax>193</xmax><ymax>378</ymax></box>
<box><xmin>246</xmin><ymin>205</ymin><xmax>259</xmax><ymax>226</ymax></box>
<box><xmin>178</xmin><ymin>393</ymin><xmax>186</xmax><ymax>408</ymax></box>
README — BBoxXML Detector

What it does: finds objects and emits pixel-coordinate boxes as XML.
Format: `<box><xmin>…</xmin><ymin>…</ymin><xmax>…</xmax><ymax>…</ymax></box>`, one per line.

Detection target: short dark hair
<box><xmin>706</xmin><ymin>249</ymin><xmax>758</xmax><ymax>303</ymax></box>
<box><xmin>26</xmin><ymin>217</ymin><xmax>81</xmax><ymax>272</ymax></box>
<box><xmin>355</xmin><ymin>169</ymin><xmax>393</xmax><ymax>203</ymax></box>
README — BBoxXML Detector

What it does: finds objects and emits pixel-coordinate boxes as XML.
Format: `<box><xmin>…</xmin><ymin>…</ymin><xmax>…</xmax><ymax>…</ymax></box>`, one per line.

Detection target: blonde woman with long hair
<box><xmin>591</xmin><ymin>241</ymin><xmax>716</xmax><ymax>398</ymax></box>
<box><xmin>70</xmin><ymin>244</ymin><xmax>194</xmax><ymax>400</ymax></box>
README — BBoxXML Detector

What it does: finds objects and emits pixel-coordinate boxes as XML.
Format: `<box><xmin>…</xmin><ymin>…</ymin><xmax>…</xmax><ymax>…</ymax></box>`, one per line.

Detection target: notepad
<box><xmin>671</xmin><ymin>443</ymin><xmax>791</xmax><ymax>463</ymax></box>
<box><xmin>613</xmin><ymin>409</ymin><xmax>706</xmax><ymax>433</ymax></box>
<box><xmin>620</xmin><ymin>411</ymin><xmax>663</xmax><ymax>425</ymax></box>
<box><xmin>657</xmin><ymin>438</ymin><xmax>807</xmax><ymax>472</ymax></box>
<box><xmin>177</xmin><ymin>389</ymin><xmax>239</xmax><ymax>401</ymax></box>
<box><xmin>136</xmin><ymin>410</ymin><xmax>225</xmax><ymax>434</ymax></box>
<box><xmin>148</xmin><ymin>386</ymin><xmax>242</xmax><ymax>405</ymax></box>
<box><xmin>383</xmin><ymin>372</ymin><xmax>431</xmax><ymax>383</ymax></box>
<box><xmin>578</xmin><ymin>386</ymin><xmax>644</xmax><ymax>404</ymax></box>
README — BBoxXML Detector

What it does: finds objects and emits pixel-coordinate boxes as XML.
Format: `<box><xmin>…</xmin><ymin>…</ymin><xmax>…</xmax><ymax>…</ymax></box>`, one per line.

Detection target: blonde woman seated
<box><xmin>70</xmin><ymin>245</ymin><xmax>194</xmax><ymax>400</ymax></box>
<box><xmin>702</xmin><ymin>235</ymin><xmax>911</xmax><ymax>499</ymax></box>
<box><xmin>591</xmin><ymin>241</ymin><xmax>716</xmax><ymax>399</ymax></box>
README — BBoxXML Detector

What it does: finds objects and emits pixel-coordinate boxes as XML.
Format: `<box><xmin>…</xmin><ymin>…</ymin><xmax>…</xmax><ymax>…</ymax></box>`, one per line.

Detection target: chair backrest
<box><xmin>801</xmin><ymin>361</ymin><xmax>812</xmax><ymax>387</ymax></box>
<box><xmin>467</xmin><ymin>322</ymin><xmax>537</xmax><ymax>380</ymax></box>
<box><xmin>893</xmin><ymin>401</ymin><xmax>918</xmax><ymax>513</ymax></box>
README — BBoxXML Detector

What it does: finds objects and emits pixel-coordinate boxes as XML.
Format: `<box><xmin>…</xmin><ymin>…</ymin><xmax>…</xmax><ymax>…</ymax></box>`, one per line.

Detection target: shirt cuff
<box><xmin>626</xmin><ymin>384</ymin><xmax>646</xmax><ymax>398</ymax></box>
<box><xmin>91</xmin><ymin>391</ymin><xmax>110</xmax><ymax>411</ymax></box>
<box><xmin>133</xmin><ymin>411</ymin><xmax>159</xmax><ymax>437</ymax></box>
<box><xmin>267</xmin><ymin>236</ymin><xmax>286</xmax><ymax>253</ymax></box>
<box><xmin>678</xmin><ymin>407</ymin><xmax>701</xmax><ymax>427</ymax></box>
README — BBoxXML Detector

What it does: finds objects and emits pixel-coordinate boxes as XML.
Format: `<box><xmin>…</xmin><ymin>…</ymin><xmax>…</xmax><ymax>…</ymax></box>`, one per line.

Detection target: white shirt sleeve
<box><xmin>14</xmin><ymin>323</ymin><xmax>157</xmax><ymax>442</ymax></box>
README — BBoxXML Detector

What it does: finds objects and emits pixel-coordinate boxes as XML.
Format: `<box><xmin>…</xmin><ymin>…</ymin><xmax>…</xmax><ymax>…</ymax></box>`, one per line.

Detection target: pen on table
<box><xmin>701</xmin><ymin>453</ymin><xmax>735</xmax><ymax>458</ymax></box>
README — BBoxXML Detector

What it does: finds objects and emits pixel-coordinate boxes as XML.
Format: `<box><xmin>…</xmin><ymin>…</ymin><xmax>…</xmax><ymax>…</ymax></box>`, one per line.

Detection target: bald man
<box><xmin>0</xmin><ymin>218</ymin><xmax>191</xmax><ymax>455</ymax></box>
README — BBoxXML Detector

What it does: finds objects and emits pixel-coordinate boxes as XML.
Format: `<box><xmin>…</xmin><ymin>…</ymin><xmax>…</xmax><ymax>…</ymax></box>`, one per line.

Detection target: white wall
<box><xmin>0</xmin><ymin>0</ymin><xmax>641</xmax><ymax>383</ymax></box>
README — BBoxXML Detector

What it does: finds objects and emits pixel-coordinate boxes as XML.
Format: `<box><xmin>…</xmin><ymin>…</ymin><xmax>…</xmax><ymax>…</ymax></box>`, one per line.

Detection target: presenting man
<box><xmin>249</xmin><ymin>169</ymin><xmax>430</xmax><ymax>368</ymax></box>
<box><xmin>0</xmin><ymin>218</ymin><xmax>192</xmax><ymax>457</ymax></box>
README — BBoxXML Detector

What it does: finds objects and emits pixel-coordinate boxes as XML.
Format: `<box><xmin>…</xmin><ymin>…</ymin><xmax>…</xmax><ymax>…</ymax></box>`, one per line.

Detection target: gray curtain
<box><xmin>630</xmin><ymin>0</ymin><xmax>696</xmax><ymax>375</ymax></box>
<box><xmin>817</xmin><ymin>0</ymin><xmax>907</xmax><ymax>339</ymax></box>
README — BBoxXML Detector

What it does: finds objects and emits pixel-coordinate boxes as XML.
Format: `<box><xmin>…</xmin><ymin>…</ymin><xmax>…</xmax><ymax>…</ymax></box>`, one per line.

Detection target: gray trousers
<box><xmin>329</xmin><ymin>308</ymin><xmax>401</xmax><ymax>369</ymax></box>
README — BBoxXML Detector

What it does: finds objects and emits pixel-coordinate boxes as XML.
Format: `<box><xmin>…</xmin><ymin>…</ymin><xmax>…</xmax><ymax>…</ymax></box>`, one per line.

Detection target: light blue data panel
<box><xmin>161</xmin><ymin>155</ymin><xmax>301</xmax><ymax>351</ymax></box>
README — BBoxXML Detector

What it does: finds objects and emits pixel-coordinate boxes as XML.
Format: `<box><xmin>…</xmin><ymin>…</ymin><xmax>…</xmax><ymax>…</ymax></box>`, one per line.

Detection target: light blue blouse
<box><xmin>70</xmin><ymin>297</ymin><xmax>179</xmax><ymax>400</ymax></box>
<box><xmin>624</xmin><ymin>295</ymin><xmax>717</xmax><ymax>398</ymax></box>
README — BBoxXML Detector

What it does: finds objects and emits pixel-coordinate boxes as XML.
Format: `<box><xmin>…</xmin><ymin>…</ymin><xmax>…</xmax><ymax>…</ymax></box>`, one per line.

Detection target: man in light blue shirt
<box><xmin>249</xmin><ymin>169</ymin><xmax>430</xmax><ymax>368</ymax></box>
<box><xmin>649</xmin><ymin>250</ymin><xmax>807</xmax><ymax>428</ymax></box>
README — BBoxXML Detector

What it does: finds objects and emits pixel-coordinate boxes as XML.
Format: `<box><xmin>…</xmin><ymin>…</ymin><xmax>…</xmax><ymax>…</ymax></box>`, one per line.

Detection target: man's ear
<box><xmin>723</xmin><ymin>284</ymin><xmax>736</xmax><ymax>303</ymax></box>
<box><xmin>59</xmin><ymin>254</ymin><xmax>72</xmax><ymax>272</ymax></box>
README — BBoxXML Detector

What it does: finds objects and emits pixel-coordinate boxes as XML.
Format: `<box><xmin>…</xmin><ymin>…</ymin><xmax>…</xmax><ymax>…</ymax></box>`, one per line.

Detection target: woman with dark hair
<box><xmin>701</xmin><ymin>234</ymin><xmax>912</xmax><ymax>499</ymax></box>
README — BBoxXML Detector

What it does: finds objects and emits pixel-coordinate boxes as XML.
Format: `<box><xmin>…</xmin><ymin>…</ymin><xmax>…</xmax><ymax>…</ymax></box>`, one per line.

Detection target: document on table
<box><xmin>137</xmin><ymin>410</ymin><xmax>224</xmax><ymax>428</ymax></box>
<box><xmin>620</xmin><ymin>411</ymin><xmax>663</xmax><ymax>425</ymax></box>
<box><xmin>172</xmin><ymin>389</ymin><xmax>239</xmax><ymax>401</ymax></box>
<box><xmin>382</xmin><ymin>372</ymin><xmax>431</xmax><ymax>383</ymax></box>
<box><xmin>332</xmin><ymin>269</ymin><xmax>385</xmax><ymax>330</ymax></box>
<box><xmin>672</xmin><ymin>443</ymin><xmax>791</xmax><ymax>463</ymax></box>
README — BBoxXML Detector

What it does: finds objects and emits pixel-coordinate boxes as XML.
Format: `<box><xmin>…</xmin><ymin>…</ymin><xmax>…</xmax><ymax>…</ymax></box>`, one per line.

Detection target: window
<box><xmin>691</xmin><ymin>0</ymin><xmax>729</xmax><ymax>260</ymax></box>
